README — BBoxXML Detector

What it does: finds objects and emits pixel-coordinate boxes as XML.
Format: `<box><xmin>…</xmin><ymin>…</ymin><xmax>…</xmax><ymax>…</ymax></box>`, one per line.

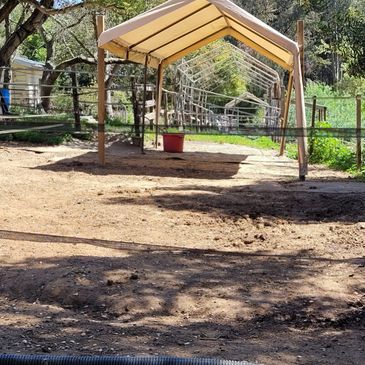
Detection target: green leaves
<box><xmin>21</xmin><ymin>33</ymin><xmax>47</xmax><ymax>61</ymax></box>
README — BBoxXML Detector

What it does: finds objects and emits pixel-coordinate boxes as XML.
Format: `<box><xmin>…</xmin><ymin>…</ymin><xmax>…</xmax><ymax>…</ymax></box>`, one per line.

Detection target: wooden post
<box><xmin>297</xmin><ymin>20</ymin><xmax>305</xmax><ymax>85</ymax></box>
<box><xmin>272</xmin><ymin>83</ymin><xmax>280</xmax><ymax>141</ymax></box>
<box><xmin>175</xmin><ymin>94</ymin><xmax>179</xmax><ymax>125</ymax></box>
<box><xmin>130</xmin><ymin>76</ymin><xmax>140</xmax><ymax>137</ymax></box>
<box><xmin>155</xmin><ymin>64</ymin><xmax>163</xmax><ymax>147</ymax></box>
<box><xmin>196</xmin><ymin>89</ymin><xmax>201</xmax><ymax>132</ymax></box>
<box><xmin>141</xmin><ymin>56</ymin><xmax>148</xmax><ymax>154</ymax></box>
<box><xmin>356</xmin><ymin>95</ymin><xmax>362</xmax><ymax>170</ymax></box>
<box><xmin>70</xmin><ymin>65</ymin><xmax>81</xmax><ymax>131</ymax></box>
<box><xmin>309</xmin><ymin>95</ymin><xmax>317</xmax><ymax>156</ymax></box>
<box><xmin>97</xmin><ymin>15</ymin><xmax>106</xmax><ymax>166</ymax></box>
<box><xmin>163</xmin><ymin>93</ymin><xmax>168</xmax><ymax>127</ymax></box>
<box><xmin>279</xmin><ymin>71</ymin><xmax>294</xmax><ymax>156</ymax></box>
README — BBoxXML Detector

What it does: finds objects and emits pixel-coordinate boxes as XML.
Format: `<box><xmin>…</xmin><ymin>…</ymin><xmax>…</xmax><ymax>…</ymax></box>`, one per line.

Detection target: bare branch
<box><xmin>20</xmin><ymin>0</ymin><xmax>126</xmax><ymax>16</ymax></box>
<box><xmin>20</xmin><ymin>0</ymin><xmax>89</xmax><ymax>16</ymax></box>
<box><xmin>54</xmin><ymin>56</ymin><xmax>131</xmax><ymax>71</ymax></box>
<box><xmin>39</xmin><ymin>26</ymin><xmax>54</xmax><ymax>62</ymax></box>
<box><xmin>16</xmin><ymin>3</ymin><xmax>31</xmax><ymax>29</ymax></box>
<box><xmin>50</xmin><ymin>14</ymin><xmax>96</xmax><ymax>60</ymax></box>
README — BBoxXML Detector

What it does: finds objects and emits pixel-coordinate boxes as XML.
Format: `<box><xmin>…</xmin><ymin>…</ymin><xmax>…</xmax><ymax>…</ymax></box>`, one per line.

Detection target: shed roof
<box><xmin>13</xmin><ymin>55</ymin><xmax>44</xmax><ymax>70</ymax></box>
<box><xmin>98</xmin><ymin>0</ymin><xmax>299</xmax><ymax>70</ymax></box>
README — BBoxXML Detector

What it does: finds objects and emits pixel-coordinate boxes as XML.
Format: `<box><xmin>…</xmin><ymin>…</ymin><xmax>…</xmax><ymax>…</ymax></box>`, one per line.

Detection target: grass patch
<box><xmin>0</xmin><ymin>131</ymin><xmax>72</xmax><ymax>145</ymax></box>
<box><xmin>184</xmin><ymin>134</ymin><xmax>299</xmax><ymax>157</ymax></box>
<box><xmin>185</xmin><ymin>134</ymin><xmax>278</xmax><ymax>149</ymax></box>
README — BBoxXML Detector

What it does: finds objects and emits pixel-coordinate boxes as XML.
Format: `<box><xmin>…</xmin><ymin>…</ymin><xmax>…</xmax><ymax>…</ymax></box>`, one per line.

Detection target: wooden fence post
<box><xmin>163</xmin><ymin>93</ymin><xmax>168</xmax><ymax>127</ymax></box>
<box><xmin>70</xmin><ymin>65</ymin><xmax>81</xmax><ymax>131</ymax></box>
<box><xmin>97</xmin><ymin>15</ymin><xmax>106</xmax><ymax>166</ymax></box>
<box><xmin>309</xmin><ymin>95</ymin><xmax>317</xmax><ymax>156</ymax></box>
<box><xmin>279</xmin><ymin>71</ymin><xmax>294</xmax><ymax>156</ymax></box>
<box><xmin>356</xmin><ymin>95</ymin><xmax>362</xmax><ymax>170</ymax></box>
<box><xmin>155</xmin><ymin>64</ymin><xmax>163</xmax><ymax>147</ymax></box>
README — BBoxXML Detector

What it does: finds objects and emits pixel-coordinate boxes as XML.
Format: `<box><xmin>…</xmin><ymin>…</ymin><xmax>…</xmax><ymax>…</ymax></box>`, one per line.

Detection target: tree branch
<box><xmin>20</xmin><ymin>0</ymin><xmax>126</xmax><ymax>16</ymax></box>
<box><xmin>20</xmin><ymin>0</ymin><xmax>89</xmax><ymax>16</ymax></box>
<box><xmin>0</xmin><ymin>1</ymin><xmax>19</xmax><ymax>24</ymax></box>
<box><xmin>50</xmin><ymin>14</ymin><xmax>96</xmax><ymax>60</ymax></box>
<box><xmin>44</xmin><ymin>56</ymin><xmax>131</xmax><ymax>73</ymax></box>
<box><xmin>0</xmin><ymin>0</ymin><xmax>53</xmax><ymax>66</ymax></box>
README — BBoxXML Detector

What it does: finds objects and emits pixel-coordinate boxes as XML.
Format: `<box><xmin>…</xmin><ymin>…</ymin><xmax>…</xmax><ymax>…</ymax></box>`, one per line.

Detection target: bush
<box><xmin>309</xmin><ymin>122</ymin><xmax>355</xmax><ymax>170</ymax></box>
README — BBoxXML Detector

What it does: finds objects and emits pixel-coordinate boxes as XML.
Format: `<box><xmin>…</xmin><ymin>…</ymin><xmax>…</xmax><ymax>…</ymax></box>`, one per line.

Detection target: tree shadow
<box><xmin>0</xmin><ymin>231</ymin><xmax>364</xmax><ymax>363</ymax></box>
<box><xmin>105</xmin><ymin>182</ymin><xmax>365</xmax><ymax>223</ymax></box>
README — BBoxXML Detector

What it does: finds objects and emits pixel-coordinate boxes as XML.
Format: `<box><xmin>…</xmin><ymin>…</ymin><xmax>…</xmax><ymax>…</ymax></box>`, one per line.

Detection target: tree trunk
<box><xmin>0</xmin><ymin>0</ymin><xmax>54</xmax><ymax>68</ymax></box>
<box><xmin>2</xmin><ymin>11</ymin><xmax>11</xmax><ymax>89</ymax></box>
<box><xmin>40</xmin><ymin>57</ymin><xmax>94</xmax><ymax>112</ymax></box>
<box><xmin>105</xmin><ymin>64</ymin><xmax>122</xmax><ymax>117</ymax></box>
<box><xmin>131</xmin><ymin>77</ymin><xmax>140</xmax><ymax>136</ymax></box>
<box><xmin>0</xmin><ymin>0</ymin><xmax>19</xmax><ymax>24</ymax></box>
<box><xmin>40</xmin><ymin>67</ymin><xmax>58</xmax><ymax>112</ymax></box>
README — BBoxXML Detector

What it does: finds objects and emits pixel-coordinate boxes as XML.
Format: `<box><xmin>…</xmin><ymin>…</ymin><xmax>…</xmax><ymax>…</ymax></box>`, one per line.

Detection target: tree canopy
<box><xmin>0</xmin><ymin>0</ymin><xmax>364</xmax><ymax>89</ymax></box>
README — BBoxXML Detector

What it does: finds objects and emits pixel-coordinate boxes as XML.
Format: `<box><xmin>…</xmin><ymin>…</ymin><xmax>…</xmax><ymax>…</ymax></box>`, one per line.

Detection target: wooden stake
<box><xmin>70</xmin><ymin>65</ymin><xmax>81</xmax><ymax>131</ymax></box>
<box><xmin>155</xmin><ymin>64</ymin><xmax>163</xmax><ymax>147</ymax></box>
<box><xmin>297</xmin><ymin>20</ymin><xmax>305</xmax><ymax>85</ymax></box>
<box><xmin>97</xmin><ymin>15</ymin><xmax>106</xmax><ymax>166</ymax></box>
<box><xmin>163</xmin><ymin>93</ymin><xmax>168</xmax><ymax>127</ymax></box>
<box><xmin>309</xmin><ymin>95</ymin><xmax>317</xmax><ymax>156</ymax></box>
<box><xmin>279</xmin><ymin>71</ymin><xmax>294</xmax><ymax>156</ymax></box>
<box><xmin>356</xmin><ymin>95</ymin><xmax>362</xmax><ymax>170</ymax></box>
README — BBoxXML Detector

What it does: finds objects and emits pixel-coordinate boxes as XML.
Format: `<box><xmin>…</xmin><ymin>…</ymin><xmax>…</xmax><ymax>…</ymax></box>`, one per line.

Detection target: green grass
<box><xmin>173</xmin><ymin>132</ymin><xmax>365</xmax><ymax>180</ymax></box>
<box><xmin>185</xmin><ymin>134</ymin><xmax>299</xmax><ymax>157</ymax></box>
<box><xmin>185</xmin><ymin>134</ymin><xmax>277</xmax><ymax>148</ymax></box>
<box><xmin>0</xmin><ymin>114</ymin><xmax>95</xmax><ymax>145</ymax></box>
<box><xmin>0</xmin><ymin>131</ymin><xmax>72</xmax><ymax>145</ymax></box>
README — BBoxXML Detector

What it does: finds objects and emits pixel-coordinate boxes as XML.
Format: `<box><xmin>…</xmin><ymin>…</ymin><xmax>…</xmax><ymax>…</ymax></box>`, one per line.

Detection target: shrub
<box><xmin>309</xmin><ymin>122</ymin><xmax>355</xmax><ymax>170</ymax></box>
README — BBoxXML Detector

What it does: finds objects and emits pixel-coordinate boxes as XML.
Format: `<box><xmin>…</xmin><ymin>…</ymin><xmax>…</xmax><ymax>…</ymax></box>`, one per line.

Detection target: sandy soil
<box><xmin>0</xmin><ymin>138</ymin><xmax>364</xmax><ymax>365</ymax></box>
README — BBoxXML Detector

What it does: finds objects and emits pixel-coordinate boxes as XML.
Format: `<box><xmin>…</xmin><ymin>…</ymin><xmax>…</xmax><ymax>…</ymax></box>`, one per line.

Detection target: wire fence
<box><xmin>0</xmin><ymin>63</ymin><xmax>363</xmax><ymax>167</ymax></box>
<box><xmin>284</xmin><ymin>95</ymin><xmax>363</xmax><ymax>168</ymax></box>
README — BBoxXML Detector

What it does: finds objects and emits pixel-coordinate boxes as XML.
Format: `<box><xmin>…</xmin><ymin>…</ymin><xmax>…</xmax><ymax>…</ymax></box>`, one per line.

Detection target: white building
<box><xmin>2</xmin><ymin>55</ymin><xmax>44</xmax><ymax>109</ymax></box>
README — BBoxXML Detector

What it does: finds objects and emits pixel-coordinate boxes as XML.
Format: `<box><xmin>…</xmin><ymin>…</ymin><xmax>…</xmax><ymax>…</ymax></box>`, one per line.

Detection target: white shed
<box><xmin>10</xmin><ymin>56</ymin><xmax>44</xmax><ymax>108</ymax></box>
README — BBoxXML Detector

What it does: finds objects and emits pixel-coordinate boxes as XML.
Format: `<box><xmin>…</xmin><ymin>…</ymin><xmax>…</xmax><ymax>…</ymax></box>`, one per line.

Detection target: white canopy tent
<box><xmin>98</xmin><ymin>0</ymin><xmax>308</xmax><ymax>179</ymax></box>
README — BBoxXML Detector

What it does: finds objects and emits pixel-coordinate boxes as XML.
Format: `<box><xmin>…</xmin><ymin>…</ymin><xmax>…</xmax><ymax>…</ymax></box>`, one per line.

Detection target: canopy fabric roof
<box><xmin>98</xmin><ymin>0</ymin><xmax>308</xmax><ymax>177</ymax></box>
<box><xmin>98</xmin><ymin>0</ymin><xmax>297</xmax><ymax>70</ymax></box>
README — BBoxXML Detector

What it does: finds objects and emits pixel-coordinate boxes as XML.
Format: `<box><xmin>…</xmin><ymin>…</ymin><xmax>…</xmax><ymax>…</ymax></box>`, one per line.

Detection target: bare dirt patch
<box><xmin>0</xmin><ymin>139</ymin><xmax>364</xmax><ymax>365</ymax></box>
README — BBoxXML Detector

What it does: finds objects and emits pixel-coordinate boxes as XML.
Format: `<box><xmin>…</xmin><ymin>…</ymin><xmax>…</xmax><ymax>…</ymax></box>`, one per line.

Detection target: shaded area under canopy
<box><xmin>97</xmin><ymin>0</ymin><xmax>308</xmax><ymax>178</ymax></box>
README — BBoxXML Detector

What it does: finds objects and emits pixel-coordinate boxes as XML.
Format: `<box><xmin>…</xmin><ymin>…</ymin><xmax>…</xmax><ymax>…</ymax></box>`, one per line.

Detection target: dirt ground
<box><xmin>0</xmin><ymin>138</ymin><xmax>364</xmax><ymax>365</ymax></box>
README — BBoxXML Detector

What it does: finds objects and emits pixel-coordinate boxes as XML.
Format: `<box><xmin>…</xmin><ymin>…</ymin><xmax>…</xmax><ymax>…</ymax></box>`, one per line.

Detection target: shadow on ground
<box><xmin>105</xmin><ymin>182</ymin><xmax>365</xmax><ymax>223</ymax></box>
<box><xmin>0</xmin><ymin>231</ymin><xmax>364</xmax><ymax>364</ymax></box>
<box><xmin>35</xmin><ymin>142</ymin><xmax>249</xmax><ymax>180</ymax></box>
<box><xmin>32</xmin><ymin>141</ymin><xmax>365</xmax><ymax>224</ymax></box>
